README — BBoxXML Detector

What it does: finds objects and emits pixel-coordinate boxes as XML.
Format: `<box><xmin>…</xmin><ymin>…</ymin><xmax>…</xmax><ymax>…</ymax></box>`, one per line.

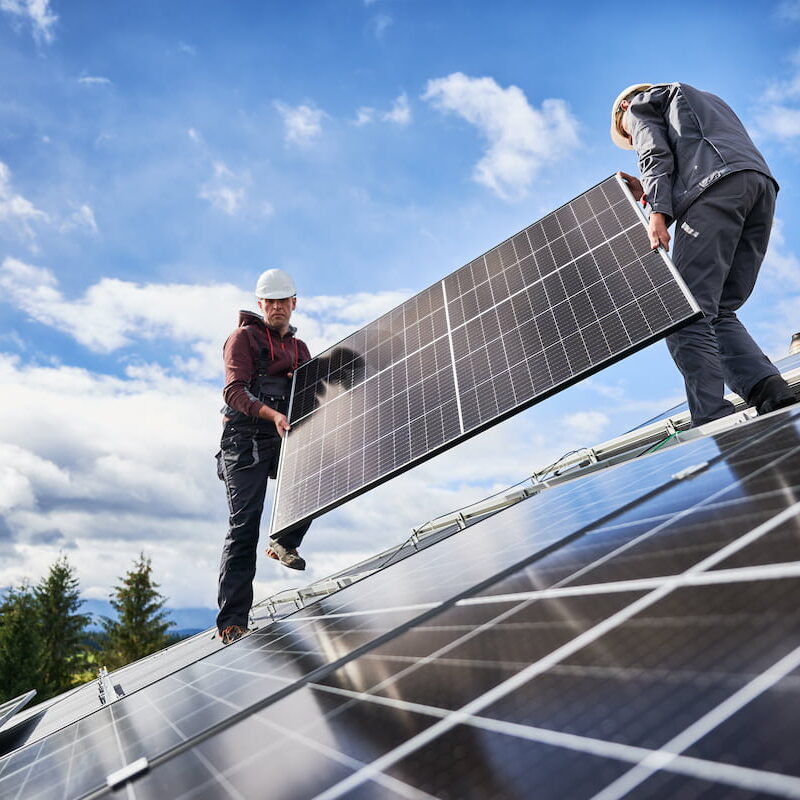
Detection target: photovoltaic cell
<box><xmin>270</xmin><ymin>174</ymin><xmax>701</xmax><ymax>537</ymax></box>
<box><xmin>1</xmin><ymin>409</ymin><xmax>798</xmax><ymax>799</ymax></box>
<box><xmin>15</xmin><ymin>407</ymin><xmax>791</xmax><ymax>800</ymax></box>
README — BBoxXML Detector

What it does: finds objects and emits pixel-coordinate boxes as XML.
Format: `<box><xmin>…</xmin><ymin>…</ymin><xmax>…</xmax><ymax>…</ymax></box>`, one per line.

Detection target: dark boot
<box><xmin>747</xmin><ymin>375</ymin><xmax>796</xmax><ymax>415</ymax></box>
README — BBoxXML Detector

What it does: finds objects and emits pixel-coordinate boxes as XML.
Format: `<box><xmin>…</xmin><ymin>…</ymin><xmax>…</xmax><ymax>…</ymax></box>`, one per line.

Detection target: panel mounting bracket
<box><xmin>106</xmin><ymin>757</ymin><xmax>149</xmax><ymax>789</ymax></box>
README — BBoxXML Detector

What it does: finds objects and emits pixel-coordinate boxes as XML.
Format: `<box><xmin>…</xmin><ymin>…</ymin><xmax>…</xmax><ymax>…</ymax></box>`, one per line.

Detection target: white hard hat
<box><xmin>255</xmin><ymin>268</ymin><xmax>297</xmax><ymax>299</ymax></box>
<box><xmin>610</xmin><ymin>83</ymin><xmax>653</xmax><ymax>150</ymax></box>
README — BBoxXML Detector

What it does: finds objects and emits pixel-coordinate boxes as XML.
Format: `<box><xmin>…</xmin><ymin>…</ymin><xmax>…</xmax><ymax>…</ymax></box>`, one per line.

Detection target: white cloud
<box><xmin>0</xmin><ymin>0</ymin><xmax>57</xmax><ymax>44</ymax></box>
<box><xmin>755</xmin><ymin>50</ymin><xmax>800</xmax><ymax>142</ymax></box>
<box><xmin>0</xmin><ymin>257</ymin><xmax>241</xmax><ymax>376</ymax></box>
<box><xmin>561</xmin><ymin>410</ymin><xmax>611</xmax><ymax>441</ymax></box>
<box><xmin>371</xmin><ymin>13</ymin><xmax>393</xmax><ymax>39</ymax></box>
<box><xmin>768</xmin><ymin>106</ymin><xmax>800</xmax><ymax>140</ymax></box>
<box><xmin>382</xmin><ymin>92</ymin><xmax>411</xmax><ymax>125</ymax></box>
<box><xmin>60</xmin><ymin>203</ymin><xmax>99</xmax><ymax>235</ymax></box>
<box><xmin>761</xmin><ymin>217</ymin><xmax>800</xmax><ymax>290</ymax></box>
<box><xmin>275</xmin><ymin>102</ymin><xmax>326</xmax><ymax>147</ymax></box>
<box><xmin>299</xmin><ymin>290</ymin><xmax>410</xmax><ymax>325</ymax></box>
<box><xmin>759</xmin><ymin>292</ymin><xmax>800</xmax><ymax>360</ymax></box>
<box><xmin>756</xmin><ymin>217</ymin><xmax>800</xmax><ymax>356</ymax></box>
<box><xmin>0</xmin><ymin>348</ymin><xmax>584</xmax><ymax>610</ymax></box>
<box><xmin>0</xmin><ymin>163</ymin><xmax>98</xmax><ymax>242</ymax></box>
<box><xmin>582</xmin><ymin>378</ymin><xmax>627</xmax><ymax>402</ymax></box>
<box><xmin>0</xmin><ymin>354</ymin><xmax>226</xmax><ymax>606</ymax></box>
<box><xmin>0</xmin><ymin>161</ymin><xmax>49</xmax><ymax>241</ymax></box>
<box><xmin>422</xmin><ymin>73</ymin><xmax>580</xmax><ymax>200</ymax></box>
<box><xmin>0</xmin><ymin>257</ymin><xmax>412</xmax><ymax>379</ymax></box>
<box><xmin>192</xmin><ymin>141</ymin><xmax>273</xmax><ymax>217</ymax></box>
<box><xmin>352</xmin><ymin>93</ymin><xmax>411</xmax><ymax>127</ymax></box>
<box><xmin>78</xmin><ymin>75</ymin><xmax>112</xmax><ymax>86</ymax></box>
<box><xmin>0</xmin><ymin>274</ymin><xmax>453</xmax><ymax>610</ymax></box>
<box><xmin>777</xmin><ymin>1</ymin><xmax>800</xmax><ymax>21</ymax></box>
<box><xmin>199</xmin><ymin>161</ymin><xmax>249</xmax><ymax>216</ymax></box>
<box><xmin>354</xmin><ymin>107</ymin><xmax>375</xmax><ymax>126</ymax></box>
<box><xmin>0</xmin><ymin>329</ymin><xmax>27</xmax><ymax>351</ymax></box>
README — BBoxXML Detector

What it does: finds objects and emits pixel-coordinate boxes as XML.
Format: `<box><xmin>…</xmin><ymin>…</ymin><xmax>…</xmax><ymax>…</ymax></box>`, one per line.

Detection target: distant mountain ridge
<box><xmin>79</xmin><ymin>598</ymin><xmax>216</xmax><ymax>635</ymax></box>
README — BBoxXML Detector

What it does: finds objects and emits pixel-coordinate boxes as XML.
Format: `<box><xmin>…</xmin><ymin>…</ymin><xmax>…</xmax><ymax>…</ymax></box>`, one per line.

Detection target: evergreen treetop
<box><xmin>35</xmin><ymin>554</ymin><xmax>92</xmax><ymax>698</ymax></box>
<box><xmin>99</xmin><ymin>552</ymin><xmax>173</xmax><ymax>670</ymax></box>
<box><xmin>0</xmin><ymin>582</ymin><xmax>42</xmax><ymax>701</ymax></box>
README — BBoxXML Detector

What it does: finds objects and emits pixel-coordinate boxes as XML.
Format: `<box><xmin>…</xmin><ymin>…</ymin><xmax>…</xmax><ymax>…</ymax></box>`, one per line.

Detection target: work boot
<box><xmin>747</xmin><ymin>375</ymin><xmax>797</xmax><ymax>415</ymax></box>
<box><xmin>266</xmin><ymin>539</ymin><xmax>306</xmax><ymax>570</ymax></box>
<box><xmin>219</xmin><ymin>625</ymin><xmax>247</xmax><ymax>645</ymax></box>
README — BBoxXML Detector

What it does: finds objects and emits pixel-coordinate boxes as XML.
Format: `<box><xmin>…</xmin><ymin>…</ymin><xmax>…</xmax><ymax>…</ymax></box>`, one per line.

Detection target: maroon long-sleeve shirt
<box><xmin>222</xmin><ymin>310</ymin><xmax>311</xmax><ymax>421</ymax></box>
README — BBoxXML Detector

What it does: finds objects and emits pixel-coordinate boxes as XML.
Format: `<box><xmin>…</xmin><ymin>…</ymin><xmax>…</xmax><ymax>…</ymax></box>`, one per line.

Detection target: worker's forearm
<box><xmin>257</xmin><ymin>404</ymin><xmax>278</xmax><ymax>422</ymax></box>
<box><xmin>648</xmin><ymin>212</ymin><xmax>671</xmax><ymax>251</ymax></box>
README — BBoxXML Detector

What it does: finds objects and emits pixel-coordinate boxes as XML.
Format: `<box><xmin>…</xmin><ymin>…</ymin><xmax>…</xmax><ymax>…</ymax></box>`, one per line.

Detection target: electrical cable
<box><xmin>638</xmin><ymin>432</ymin><xmax>678</xmax><ymax>457</ymax></box>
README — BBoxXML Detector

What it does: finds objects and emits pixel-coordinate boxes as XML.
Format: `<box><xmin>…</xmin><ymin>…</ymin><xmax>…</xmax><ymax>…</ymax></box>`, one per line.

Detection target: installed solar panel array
<box><xmin>0</xmin><ymin>692</ymin><xmax>35</xmax><ymax>733</ymax></box>
<box><xmin>270</xmin><ymin>174</ymin><xmax>700</xmax><ymax>536</ymax></box>
<box><xmin>2</xmin><ymin>407</ymin><xmax>799</xmax><ymax>799</ymax></box>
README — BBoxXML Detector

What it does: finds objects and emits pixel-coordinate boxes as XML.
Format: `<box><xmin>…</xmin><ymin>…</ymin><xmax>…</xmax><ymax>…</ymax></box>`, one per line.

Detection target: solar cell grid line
<box><xmin>307</xmin><ymin>517</ymin><xmax>800</xmax><ymax>800</ymax></box>
<box><xmin>145</xmin><ymin>681</ymin><xmax>437</xmax><ymax>800</ymax></box>
<box><xmin>0</xmin><ymin>411</ymin><xmax>776</xmax><ymax>800</ymax></box>
<box><xmin>0</xmin><ymin>432</ymin><xmax>702</xmax><ymax>800</ymax></box>
<box><xmin>304</xmin><ymin>685</ymin><xmax>800</xmax><ymax>799</ymax></box>
<box><xmin>79</xmin><ymin>412</ymin><xmax>800</xmax><ymax>800</ymax></box>
<box><xmin>2</xmin><ymin>415</ymin><xmax>735</xmax><ymax>800</ymax></box>
<box><xmin>6</xmin><ymin>416</ymin><xmax>785</xmax><ymax>800</ymax></box>
<box><xmin>270</xmin><ymin>173</ymin><xmax>701</xmax><ymax>537</ymax></box>
<box><xmin>592</xmin><ymin>640</ymin><xmax>800</xmax><ymax>800</ymax></box>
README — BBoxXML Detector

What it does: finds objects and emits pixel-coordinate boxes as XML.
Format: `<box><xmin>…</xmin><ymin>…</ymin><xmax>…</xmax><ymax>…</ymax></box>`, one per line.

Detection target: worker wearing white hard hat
<box><xmin>609</xmin><ymin>83</ymin><xmax>652</xmax><ymax>150</ymax></box>
<box><xmin>611</xmin><ymin>82</ymin><xmax>794</xmax><ymax>426</ymax></box>
<box><xmin>215</xmin><ymin>267</ymin><xmax>313</xmax><ymax>645</ymax></box>
<box><xmin>255</xmin><ymin>268</ymin><xmax>297</xmax><ymax>300</ymax></box>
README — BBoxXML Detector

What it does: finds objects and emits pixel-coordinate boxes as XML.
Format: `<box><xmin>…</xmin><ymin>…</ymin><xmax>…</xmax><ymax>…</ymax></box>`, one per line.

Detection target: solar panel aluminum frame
<box><xmin>269</xmin><ymin>174</ymin><xmax>702</xmax><ymax>538</ymax></box>
<box><xmin>0</xmin><ymin>690</ymin><xmax>36</xmax><ymax>732</ymax></box>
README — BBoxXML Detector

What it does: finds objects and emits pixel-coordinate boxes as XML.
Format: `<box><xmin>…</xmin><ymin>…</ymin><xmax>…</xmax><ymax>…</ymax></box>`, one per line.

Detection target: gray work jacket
<box><xmin>627</xmin><ymin>83</ymin><xmax>777</xmax><ymax>223</ymax></box>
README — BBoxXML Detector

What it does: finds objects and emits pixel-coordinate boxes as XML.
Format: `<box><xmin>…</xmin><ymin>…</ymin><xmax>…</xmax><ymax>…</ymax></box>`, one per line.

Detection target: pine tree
<box><xmin>98</xmin><ymin>553</ymin><xmax>173</xmax><ymax>670</ymax></box>
<box><xmin>34</xmin><ymin>555</ymin><xmax>91</xmax><ymax>700</ymax></box>
<box><xmin>0</xmin><ymin>582</ymin><xmax>42</xmax><ymax>702</ymax></box>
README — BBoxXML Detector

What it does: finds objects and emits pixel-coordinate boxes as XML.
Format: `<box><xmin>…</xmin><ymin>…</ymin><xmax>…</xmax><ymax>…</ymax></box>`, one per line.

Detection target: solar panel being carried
<box><xmin>2</xmin><ymin>405</ymin><xmax>797</xmax><ymax>799</ymax></box>
<box><xmin>270</xmin><ymin>174</ymin><xmax>701</xmax><ymax>538</ymax></box>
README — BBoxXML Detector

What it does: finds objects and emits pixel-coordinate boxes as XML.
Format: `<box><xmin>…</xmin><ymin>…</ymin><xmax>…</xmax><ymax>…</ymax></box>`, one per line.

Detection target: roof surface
<box><xmin>1</xmin><ymin>390</ymin><xmax>799</xmax><ymax>800</ymax></box>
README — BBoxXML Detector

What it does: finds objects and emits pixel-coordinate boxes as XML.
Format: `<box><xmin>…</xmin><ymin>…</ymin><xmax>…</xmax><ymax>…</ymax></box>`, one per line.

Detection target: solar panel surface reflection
<box><xmin>42</xmin><ymin>409</ymin><xmax>800</xmax><ymax>800</ymax></box>
<box><xmin>0</xmin><ymin>692</ymin><xmax>35</xmax><ymax>732</ymax></box>
<box><xmin>270</xmin><ymin>174</ymin><xmax>700</xmax><ymax>537</ymax></box>
<box><xmin>5</xmin><ymin>405</ymin><xmax>799</xmax><ymax>800</ymax></box>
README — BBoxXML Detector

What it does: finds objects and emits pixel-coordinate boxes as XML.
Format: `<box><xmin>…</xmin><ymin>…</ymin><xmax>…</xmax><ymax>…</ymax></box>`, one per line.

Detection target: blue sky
<box><xmin>2</xmin><ymin>0</ymin><xmax>800</xmax><ymax>611</ymax></box>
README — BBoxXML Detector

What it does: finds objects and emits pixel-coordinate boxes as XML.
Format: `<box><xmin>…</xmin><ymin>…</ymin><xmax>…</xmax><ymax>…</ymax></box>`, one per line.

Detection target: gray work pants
<box><xmin>665</xmin><ymin>170</ymin><xmax>779</xmax><ymax>426</ymax></box>
<box><xmin>216</xmin><ymin>426</ymin><xmax>310</xmax><ymax>631</ymax></box>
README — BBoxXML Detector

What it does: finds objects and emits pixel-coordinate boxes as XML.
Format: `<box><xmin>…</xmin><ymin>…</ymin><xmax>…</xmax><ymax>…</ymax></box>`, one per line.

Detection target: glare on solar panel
<box><xmin>19</xmin><ymin>408</ymin><xmax>797</xmax><ymax>800</ymax></box>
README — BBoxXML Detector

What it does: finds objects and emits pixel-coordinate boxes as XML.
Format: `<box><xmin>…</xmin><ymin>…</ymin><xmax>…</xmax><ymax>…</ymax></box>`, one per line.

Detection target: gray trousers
<box><xmin>216</xmin><ymin>427</ymin><xmax>311</xmax><ymax>631</ymax></box>
<box><xmin>666</xmin><ymin>170</ymin><xmax>779</xmax><ymax>426</ymax></box>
